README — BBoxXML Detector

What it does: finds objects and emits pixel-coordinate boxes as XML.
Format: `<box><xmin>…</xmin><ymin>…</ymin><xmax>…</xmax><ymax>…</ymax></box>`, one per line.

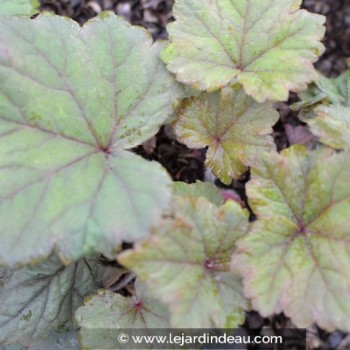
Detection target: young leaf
<box><xmin>0</xmin><ymin>255</ymin><xmax>101</xmax><ymax>345</ymax></box>
<box><xmin>233</xmin><ymin>145</ymin><xmax>350</xmax><ymax>332</ymax></box>
<box><xmin>119</xmin><ymin>196</ymin><xmax>249</xmax><ymax>328</ymax></box>
<box><xmin>161</xmin><ymin>0</ymin><xmax>325</xmax><ymax>102</ymax></box>
<box><xmin>76</xmin><ymin>280</ymin><xmax>169</xmax><ymax>349</ymax></box>
<box><xmin>0</xmin><ymin>13</ymin><xmax>182</xmax><ymax>266</ymax></box>
<box><xmin>175</xmin><ymin>87</ymin><xmax>279</xmax><ymax>184</ymax></box>
<box><xmin>173</xmin><ymin>181</ymin><xmax>223</xmax><ymax>205</ymax></box>
<box><xmin>292</xmin><ymin>67</ymin><xmax>350</xmax><ymax>149</ymax></box>
<box><xmin>0</xmin><ymin>0</ymin><xmax>39</xmax><ymax>16</ymax></box>
<box><xmin>302</xmin><ymin>105</ymin><xmax>350</xmax><ymax>150</ymax></box>
<box><xmin>293</xmin><ymin>67</ymin><xmax>350</xmax><ymax>111</ymax></box>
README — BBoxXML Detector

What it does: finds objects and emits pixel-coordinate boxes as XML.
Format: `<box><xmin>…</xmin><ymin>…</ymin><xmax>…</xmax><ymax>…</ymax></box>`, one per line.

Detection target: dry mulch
<box><xmin>38</xmin><ymin>1</ymin><xmax>350</xmax><ymax>349</ymax></box>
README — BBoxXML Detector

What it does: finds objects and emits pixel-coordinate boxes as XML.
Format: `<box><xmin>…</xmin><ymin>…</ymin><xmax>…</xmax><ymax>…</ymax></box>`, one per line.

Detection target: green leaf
<box><xmin>292</xmin><ymin>67</ymin><xmax>350</xmax><ymax>150</ymax></box>
<box><xmin>174</xmin><ymin>87</ymin><xmax>279</xmax><ymax>184</ymax></box>
<box><xmin>0</xmin><ymin>255</ymin><xmax>101</xmax><ymax>346</ymax></box>
<box><xmin>161</xmin><ymin>0</ymin><xmax>325</xmax><ymax>102</ymax></box>
<box><xmin>302</xmin><ymin>105</ymin><xmax>350</xmax><ymax>150</ymax></box>
<box><xmin>293</xmin><ymin>67</ymin><xmax>350</xmax><ymax>111</ymax></box>
<box><xmin>119</xmin><ymin>196</ymin><xmax>249</xmax><ymax>328</ymax></box>
<box><xmin>0</xmin><ymin>332</ymin><xmax>79</xmax><ymax>350</ymax></box>
<box><xmin>233</xmin><ymin>145</ymin><xmax>350</xmax><ymax>331</ymax></box>
<box><xmin>76</xmin><ymin>280</ymin><xmax>169</xmax><ymax>349</ymax></box>
<box><xmin>173</xmin><ymin>181</ymin><xmax>223</xmax><ymax>205</ymax></box>
<box><xmin>0</xmin><ymin>13</ymin><xmax>182</xmax><ymax>266</ymax></box>
<box><xmin>0</xmin><ymin>0</ymin><xmax>39</xmax><ymax>16</ymax></box>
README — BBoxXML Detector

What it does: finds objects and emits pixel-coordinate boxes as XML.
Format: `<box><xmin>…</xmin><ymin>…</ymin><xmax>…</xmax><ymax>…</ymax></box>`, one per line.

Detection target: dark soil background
<box><xmin>38</xmin><ymin>0</ymin><xmax>350</xmax><ymax>349</ymax></box>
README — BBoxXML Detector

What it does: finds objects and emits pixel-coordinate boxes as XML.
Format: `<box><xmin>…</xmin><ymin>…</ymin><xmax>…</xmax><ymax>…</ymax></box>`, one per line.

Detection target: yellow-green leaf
<box><xmin>161</xmin><ymin>0</ymin><xmax>325</xmax><ymax>102</ymax></box>
<box><xmin>0</xmin><ymin>0</ymin><xmax>39</xmax><ymax>16</ymax></box>
<box><xmin>294</xmin><ymin>67</ymin><xmax>350</xmax><ymax>150</ymax></box>
<box><xmin>175</xmin><ymin>87</ymin><xmax>279</xmax><ymax>184</ymax></box>
<box><xmin>293</xmin><ymin>66</ymin><xmax>350</xmax><ymax>111</ymax></box>
<box><xmin>303</xmin><ymin>105</ymin><xmax>350</xmax><ymax>150</ymax></box>
<box><xmin>76</xmin><ymin>280</ymin><xmax>169</xmax><ymax>349</ymax></box>
<box><xmin>119</xmin><ymin>196</ymin><xmax>249</xmax><ymax>328</ymax></box>
<box><xmin>234</xmin><ymin>145</ymin><xmax>350</xmax><ymax>331</ymax></box>
<box><xmin>173</xmin><ymin>181</ymin><xmax>223</xmax><ymax>205</ymax></box>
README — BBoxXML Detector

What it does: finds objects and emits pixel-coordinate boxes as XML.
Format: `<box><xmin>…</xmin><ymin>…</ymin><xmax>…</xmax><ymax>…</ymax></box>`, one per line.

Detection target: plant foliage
<box><xmin>0</xmin><ymin>332</ymin><xmax>79</xmax><ymax>350</ymax></box>
<box><xmin>234</xmin><ymin>145</ymin><xmax>350</xmax><ymax>332</ymax></box>
<box><xmin>303</xmin><ymin>105</ymin><xmax>350</xmax><ymax>150</ymax></box>
<box><xmin>0</xmin><ymin>255</ymin><xmax>101</xmax><ymax>345</ymax></box>
<box><xmin>119</xmin><ymin>196</ymin><xmax>249</xmax><ymax>328</ymax></box>
<box><xmin>293</xmin><ymin>66</ymin><xmax>350</xmax><ymax>150</ymax></box>
<box><xmin>294</xmin><ymin>65</ymin><xmax>350</xmax><ymax>110</ymax></box>
<box><xmin>3</xmin><ymin>0</ymin><xmax>350</xmax><ymax>345</ymax></box>
<box><xmin>0</xmin><ymin>0</ymin><xmax>39</xmax><ymax>16</ymax></box>
<box><xmin>0</xmin><ymin>13</ymin><xmax>182</xmax><ymax>266</ymax></box>
<box><xmin>173</xmin><ymin>180</ymin><xmax>223</xmax><ymax>205</ymax></box>
<box><xmin>161</xmin><ymin>0</ymin><xmax>325</xmax><ymax>102</ymax></box>
<box><xmin>174</xmin><ymin>87</ymin><xmax>279</xmax><ymax>184</ymax></box>
<box><xmin>76</xmin><ymin>280</ymin><xmax>169</xmax><ymax>349</ymax></box>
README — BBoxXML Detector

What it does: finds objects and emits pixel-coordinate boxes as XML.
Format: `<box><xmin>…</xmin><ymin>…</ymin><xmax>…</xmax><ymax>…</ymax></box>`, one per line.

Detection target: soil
<box><xmin>38</xmin><ymin>1</ymin><xmax>350</xmax><ymax>348</ymax></box>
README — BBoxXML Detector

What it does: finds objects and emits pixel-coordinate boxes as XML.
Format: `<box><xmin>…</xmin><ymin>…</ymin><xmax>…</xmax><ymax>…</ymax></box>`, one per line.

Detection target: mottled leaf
<box><xmin>161</xmin><ymin>0</ymin><xmax>325</xmax><ymax>102</ymax></box>
<box><xmin>76</xmin><ymin>280</ymin><xmax>169</xmax><ymax>349</ymax></box>
<box><xmin>173</xmin><ymin>181</ymin><xmax>223</xmax><ymax>205</ymax></box>
<box><xmin>0</xmin><ymin>0</ymin><xmax>39</xmax><ymax>16</ymax></box>
<box><xmin>0</xmin><ymin>255</ymin><xmax>101</xmax><ymax>346</ymax></box>
<box><xmin>0</xmin><ymin>13</ymin><xmax>182</xmax><ymax>266</ymax></box>
<box><xmin>175</xmin><ymin>87</ymin><xmax>279</xmax><ymax>184</ymax></box>
<box><xmin>233</xmin><ymin>145</ymin><xmax>350</xmax><ymax>331</ymax></box>
<box><xmin>119</xmin><ymin>196</ymin><xmax>249</xmax><ymax>328</ymax></box>
<box><xmin>302</xmin><ymin>105</ymin><xmax>350</xmax><ymax>150</ymax></box>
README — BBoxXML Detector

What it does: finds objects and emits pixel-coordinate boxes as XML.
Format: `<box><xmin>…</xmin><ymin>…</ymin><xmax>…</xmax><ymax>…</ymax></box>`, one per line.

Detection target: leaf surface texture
<box><xmin>0</xmin><ymin>13</ymin><xmax>182</xmax><ymax>265</ymax></box>
<box><xmin>234</xmin><ymin>145</ymin><xmax>350</xmax><ymax>331</ymax></box>
<box><xmin>175</xmin><ymin>88</ymin><xmax>279</xmax><ymax>183</ymax></box>
<box><xmin>119</xmin><ymin>196</ymin><xmax>249</xmax><ymax>327</ymax></box>
<box><xmin>161</xmin><ymin>0</ymin><xmax>325</xmax><ymax>102</ymax></box>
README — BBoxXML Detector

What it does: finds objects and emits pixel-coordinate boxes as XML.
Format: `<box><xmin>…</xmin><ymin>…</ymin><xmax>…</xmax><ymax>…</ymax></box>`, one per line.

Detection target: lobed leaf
<box><xmin>0</xmin><ymin>0</ymin><xmax>39</xmax><ymax>17</ymax></box>
<box><xmin>233</xmin><ymin>145</ymin><xmax>350</xmax><ymax>331</ymax></box>
<box><xmin>0</xmin><ymin>255</ymin><xmax>101</xmax><ymax>346</ymax></box>
<box><xmin>175</xmin><ymin>87</ymin><xmax>279</xmax><ymax>184</ymax></box>
<box><xmin>0</xmin><ymin>13</ymin><xmax>182</xmax><ymax>266</ymax></box>
<box><xmin>119</xmin><ymin>196</ymin><xmax>249</xmax><ymax>328</ymax></box>
<box><xmin>161</xmin><ymin>0</ymin><xmax>325</xmax><ymax>102</ymax></box>
<box><xmin>76</xmin><ymin>280</ymin><xmax>169</xmax><ymax>349</ymax></box>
